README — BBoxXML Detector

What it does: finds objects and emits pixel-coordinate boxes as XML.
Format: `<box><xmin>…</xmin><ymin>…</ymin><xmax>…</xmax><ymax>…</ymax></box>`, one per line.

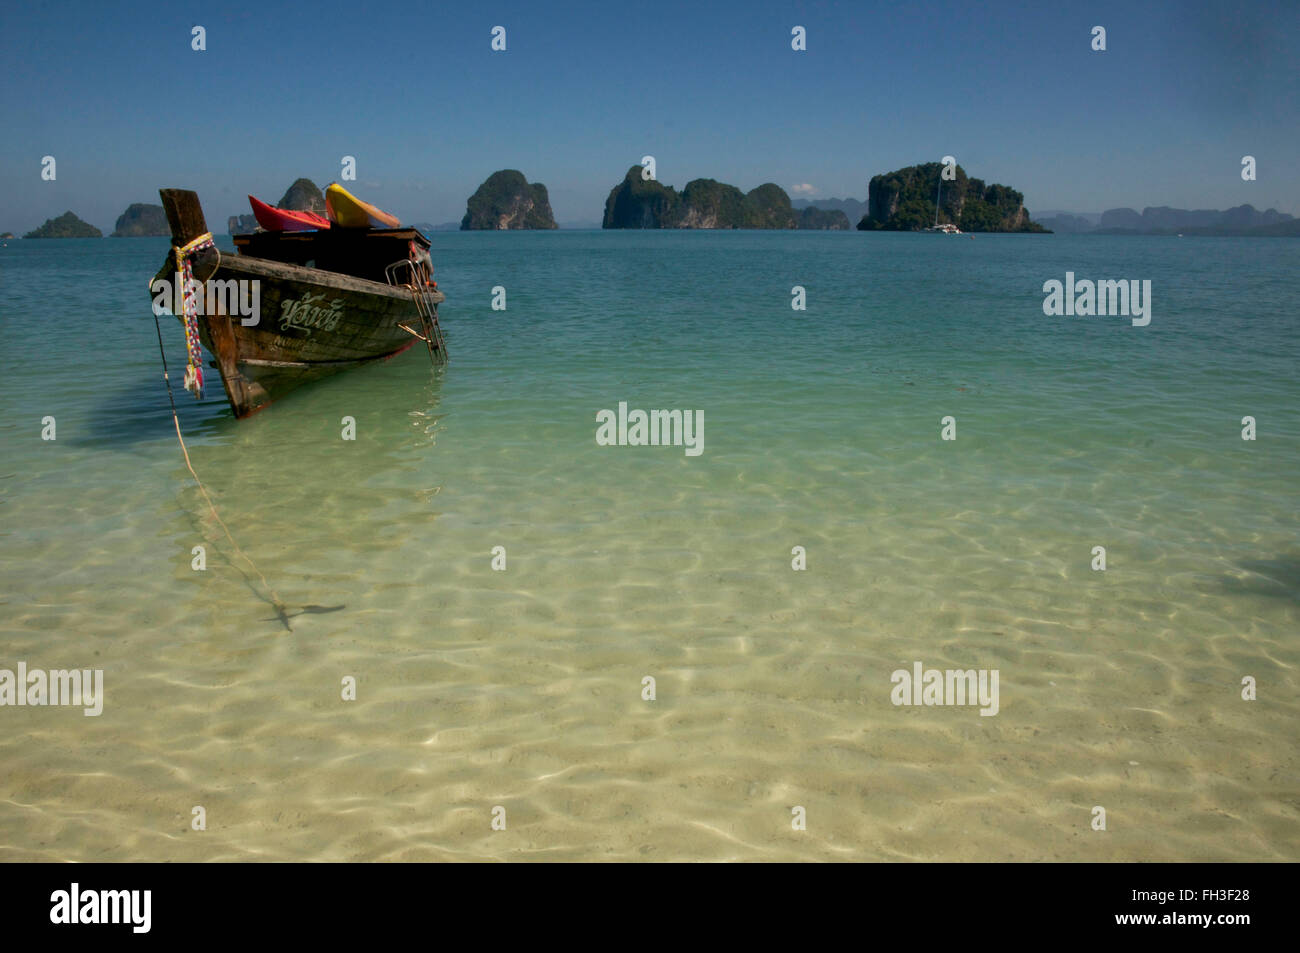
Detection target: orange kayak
<box><xmin>248</xmin><ymin>194</ymin><xmax>330</xmax><ymax>231</ymax></box>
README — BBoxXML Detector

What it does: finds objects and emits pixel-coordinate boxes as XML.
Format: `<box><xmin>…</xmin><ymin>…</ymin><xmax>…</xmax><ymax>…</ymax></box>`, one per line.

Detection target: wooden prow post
<box><xmin>159</xmin><ymin>189</ymin><xmax>208</xmax><ymax>246</ymax></box>
<box><xmin>157</xmin><ymin>187</ymin><xmax>252</xmax><ymax>412</ymax></box>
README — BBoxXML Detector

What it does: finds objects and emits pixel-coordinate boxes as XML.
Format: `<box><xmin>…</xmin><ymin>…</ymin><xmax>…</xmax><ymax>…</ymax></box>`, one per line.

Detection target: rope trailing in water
<box><xmin>153</xmin><ymin>236</ymin><xmax>294</xmax><ymax>630</ymax></box>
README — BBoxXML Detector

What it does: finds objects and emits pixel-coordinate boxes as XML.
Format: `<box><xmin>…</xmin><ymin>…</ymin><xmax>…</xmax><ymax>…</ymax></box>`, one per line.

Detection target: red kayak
<box><xmin>248</xmin><ymin>194</ymin><xmax>330</xmax><ymax>232</ymax></box>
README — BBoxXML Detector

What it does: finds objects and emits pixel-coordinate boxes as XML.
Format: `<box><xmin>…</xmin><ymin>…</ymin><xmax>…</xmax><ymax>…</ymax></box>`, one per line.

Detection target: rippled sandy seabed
<box><xmin>2</xmin><ymin>234</ymin><xmax>1297</xmax><ymax>861</ymax></box>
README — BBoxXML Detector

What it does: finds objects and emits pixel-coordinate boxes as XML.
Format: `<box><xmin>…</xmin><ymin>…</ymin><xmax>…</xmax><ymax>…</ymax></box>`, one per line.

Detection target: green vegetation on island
<box><xmin>856</xmin><ymin>162</ymin><xmax>1047</xmax><ymax>232</ymax></box>
<box><xmin>602</xmin><ymin>168</ymin><xmax>838</xmax><ymax>229</ymax></box>
<box><xmin>1</xmin><ymin>232</ymin><xmax>14</xmax><ymax>240</ymax></box>
<box><xmin>111</xmin><ymin>203</ymin><xmax>169</xmax><ymax>237</ymax></box>
<box><xmin>24</xmin><ymin>211</ymin><xmax>102</xmax><ymax>238</ymax></box>
<box><xmin>675</xmin><ymin>178</ymin><xmax>752</xmax><ymax>228</ymax></box>
<box><xmin>462</xmin><ymin>170</ymin><xmax>557</xmax><ymax>229</ymax></box>
<box><xmin>744</xmin><ymin>182</ymin><xmax>798</xmax><ymax>228</ymax></box>
<box><xmin>602</xmin><ymin>167</ymin><xmax>682</xmax><ymax>228</ymax></box>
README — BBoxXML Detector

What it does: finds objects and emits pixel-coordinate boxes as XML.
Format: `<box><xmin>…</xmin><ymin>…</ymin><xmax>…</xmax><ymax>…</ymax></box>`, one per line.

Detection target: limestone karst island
<box><xmin>601</xmin><ymin>167</ymin><xmax>849</xmax><ymax>229</ymax></box>
<box><xmin>461</xmin><ymin>170</ymin><xmax>557</xmax><ymax>230</ymax></box>
<box><xmin>855</xmin><ymin>162</ymin><xmax>1047</xmax><ymax>232</ymax></box>
<box><xmin>15</xmin><ymin>161</ymin><xmax>1300</xmax><ymax>238</ymax></box>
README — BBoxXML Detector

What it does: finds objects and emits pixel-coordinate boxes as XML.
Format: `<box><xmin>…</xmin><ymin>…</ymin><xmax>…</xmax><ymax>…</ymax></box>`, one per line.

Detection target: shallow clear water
<box><xmin>1</xmin><ymin>232</ymin><xmax>1297</xmax><ymax>861</ymax></box>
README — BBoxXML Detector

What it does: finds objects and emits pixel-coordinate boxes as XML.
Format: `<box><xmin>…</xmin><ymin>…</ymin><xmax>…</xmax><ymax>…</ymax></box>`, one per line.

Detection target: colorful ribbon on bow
<box><xmin>172</xmin><ymin>233</ymin><xmax>215</xmax><ymax>398</ymax></box>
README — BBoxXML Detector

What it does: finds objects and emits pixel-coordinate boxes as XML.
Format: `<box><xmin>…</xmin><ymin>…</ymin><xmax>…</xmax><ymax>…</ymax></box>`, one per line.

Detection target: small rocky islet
<box><xmin>24</xmin><ymin>211</ymin><xmax>102</xmax><ymax>238</ymax></box>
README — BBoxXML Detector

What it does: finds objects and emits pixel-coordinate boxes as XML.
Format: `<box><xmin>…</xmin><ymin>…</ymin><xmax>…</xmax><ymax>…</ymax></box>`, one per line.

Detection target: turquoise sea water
<box><xmin>1</xmin><ymin>231</ymin><xmax>1297</xmax><ymax>861</ymax></box>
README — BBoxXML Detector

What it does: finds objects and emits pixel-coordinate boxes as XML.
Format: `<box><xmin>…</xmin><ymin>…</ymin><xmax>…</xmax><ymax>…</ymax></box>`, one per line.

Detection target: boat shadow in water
<box><xmin>1214</xmin><ymin>555</ymin><xmax>1300</xmax><ymax>604</ymax></box>
<box><xmin>78</xmin><ymin>326</ymin><xmax>448</xmax><ymax>450</ymax></box>
<box><xmin>72</xmin><ymin>380</ymin><xmax>232</xmax><ymax>449</ymax></box>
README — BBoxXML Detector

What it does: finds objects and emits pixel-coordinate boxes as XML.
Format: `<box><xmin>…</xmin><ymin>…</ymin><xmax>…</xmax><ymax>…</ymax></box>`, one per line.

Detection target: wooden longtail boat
<box><xmin>150</xmin><ymin>189</ymin><xmax>446</xmax><ymax>419</ymax></box>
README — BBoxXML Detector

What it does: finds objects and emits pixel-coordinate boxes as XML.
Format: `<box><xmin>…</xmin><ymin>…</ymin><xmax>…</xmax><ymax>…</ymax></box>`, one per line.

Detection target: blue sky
<box><xmin>1</xmin><ymin>0</ymin><xmax>1296</xmax><ymax>231</ymax></box>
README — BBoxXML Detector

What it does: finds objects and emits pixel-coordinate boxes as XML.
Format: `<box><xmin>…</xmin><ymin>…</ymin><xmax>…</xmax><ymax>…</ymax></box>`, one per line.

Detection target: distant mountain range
<box><xmin>793</xmin><ymin>197</ymin><xmax>867</xmax><ymax>223</ymax></box>
<box><xmin>1037</xmin><ymin>205</ymin><xmax>1298</xmax><ymax>236</ymax></box>
<box><xmin>413</xmin><ymin>219</ymin><xmax>602</xmax><ymax>230</ymax></box>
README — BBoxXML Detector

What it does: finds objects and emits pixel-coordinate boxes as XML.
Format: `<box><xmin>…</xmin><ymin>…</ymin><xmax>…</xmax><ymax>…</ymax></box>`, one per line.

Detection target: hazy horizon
<box><xmin>2</xmin><ymin>0</ymin><xmax>1297</xmax><ymax>233</ymax></box>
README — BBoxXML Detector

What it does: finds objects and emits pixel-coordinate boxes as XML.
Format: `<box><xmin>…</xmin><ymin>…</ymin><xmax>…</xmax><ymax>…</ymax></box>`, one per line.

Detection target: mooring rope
<box><xmin>152</xmin><ymin>240</ymin><xmax>293</xmax><ymax>630</ymax></box>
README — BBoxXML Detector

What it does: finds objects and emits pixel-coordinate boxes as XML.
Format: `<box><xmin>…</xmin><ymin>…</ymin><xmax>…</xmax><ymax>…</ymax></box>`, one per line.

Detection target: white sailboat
<box><xmin>924</xmin><ymin>168</ymin><xmax>962</xmax><ymax>233</ymax></box>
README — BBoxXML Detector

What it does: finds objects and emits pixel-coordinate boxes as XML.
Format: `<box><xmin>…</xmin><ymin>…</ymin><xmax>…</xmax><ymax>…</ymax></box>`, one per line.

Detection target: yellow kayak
<box><xmin>325</xmin><ymin>182</ymin><xmax>401</xmax><ymax>228</ymax></box>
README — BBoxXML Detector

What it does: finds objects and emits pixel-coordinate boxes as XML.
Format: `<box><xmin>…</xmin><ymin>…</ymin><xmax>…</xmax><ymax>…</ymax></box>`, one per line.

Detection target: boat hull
<box><xmin>155</xmin><ymin>249</ymin><xmax>443</xmax><ymax>418</ymax></box>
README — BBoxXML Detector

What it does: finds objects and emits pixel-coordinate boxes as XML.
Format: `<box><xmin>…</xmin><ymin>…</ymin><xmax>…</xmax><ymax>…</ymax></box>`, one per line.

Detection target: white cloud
<box><xmin>791</xmin><ymin>183</ymin><xmax>816</xmax><ymax>195</ymax></box>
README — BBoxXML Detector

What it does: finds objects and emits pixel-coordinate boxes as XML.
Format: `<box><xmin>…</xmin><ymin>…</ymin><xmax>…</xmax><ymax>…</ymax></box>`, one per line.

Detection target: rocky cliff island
<box><xmin>856</xmin><ymin>163</ymin><xmax>1046</xmax><ymax>232</ymax></box>
<box><xmin>24</xmin><ymin>211</ymin><xmax>102</xmax><ymax>238</ymax></box>
<box><xmin>601</xmin><ymin>167</ymin><xmax>679</xmax><ymax>228</ymax></box>
<box><xmin>462</xmin><ymin>170</ymin><xmax>557</xmax><ymax>229</ymax></box>
<box><xmin>111</xmin><ymin>203</ymin><xmax>169</xmax><ymax>237</ymax></box>
<box><xmin>227</xmin><ymin>213</ymin><xmax>258</xmax><ymax>234</ymax></box>
<box><xmin>278</xmin><ymin>178</ymin><xmax>327</xmax><ymax>213</ymax></box>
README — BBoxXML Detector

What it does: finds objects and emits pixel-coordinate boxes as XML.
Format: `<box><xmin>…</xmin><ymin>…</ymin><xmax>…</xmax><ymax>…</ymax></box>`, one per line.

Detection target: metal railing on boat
<box><xmin>385</xmin><ymin>259</ymin><xmax>447</xmax><ymax>364</ymax></box>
